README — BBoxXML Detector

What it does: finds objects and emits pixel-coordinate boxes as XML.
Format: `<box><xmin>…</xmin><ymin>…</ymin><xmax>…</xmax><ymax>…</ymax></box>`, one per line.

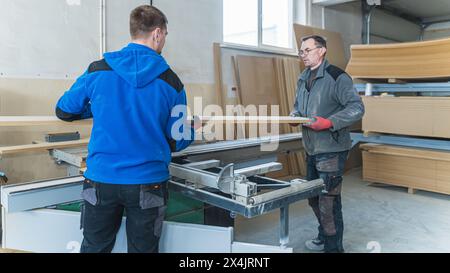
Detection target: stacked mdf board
<box><xmin>362</xmin><ymin>96</ymin><xmax>450</xmax><ymax>138</ymax></box>
<box><xmin>346</xmin><ymin>38</ymin><xmax>450</xmax><ymax>81</ymax></box>
<box><xmin>235</xmin><ymin>55</ymin><xmax>306</xmax><ymax>177</ymax></box>
<box><xmin>236</xmin><ymin>55</ymin><xmax>290</xmax><ymax>178</ymax></box>
<box><xmin>273</xmin><ymin>57</ymin><xmax>307</xmax><ymax>176</ymax></box>
<box><xmin>347</xmin><ymin>38</ymin><xmax>450</xmax><ymax>194</ymax></box>
<box><xmin>361</xmin><ymin>143</ymin><xmax>450</xmax><ymax>195</ymax></box>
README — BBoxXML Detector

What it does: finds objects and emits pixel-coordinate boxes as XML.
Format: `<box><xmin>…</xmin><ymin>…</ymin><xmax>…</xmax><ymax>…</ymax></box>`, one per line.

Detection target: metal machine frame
<box><xmin>1</xmin><ymin>133</ymin><xmax>324</xmax><ymax>252</ymax></box>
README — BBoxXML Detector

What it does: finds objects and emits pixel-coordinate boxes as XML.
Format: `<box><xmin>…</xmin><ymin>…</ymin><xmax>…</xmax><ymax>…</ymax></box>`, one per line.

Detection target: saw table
<box><xmin>1</xmin><ymin>133</ymin><xmax>324</xmax><ymax>252</ymax></box>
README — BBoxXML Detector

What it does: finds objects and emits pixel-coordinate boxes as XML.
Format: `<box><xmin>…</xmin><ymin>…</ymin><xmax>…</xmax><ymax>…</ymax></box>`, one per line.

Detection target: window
<box><xmin>223</xmin><ymin>0</ymin><xmax>258</xmax><ymax>47</ymax></box>
<box><xmin>262</xmin><ymin>0</ymin><xmax>293</xmax><ymax>49</ymax></box>
<box><xmin>223</xmin><ymin>0</ymin><xmax>294</xmax><ymax>50</ymax></box>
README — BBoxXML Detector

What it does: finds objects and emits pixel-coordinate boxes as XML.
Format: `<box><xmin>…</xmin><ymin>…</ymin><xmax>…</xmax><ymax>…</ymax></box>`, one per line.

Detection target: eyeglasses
<box><xmin>298</xmin><ymin>47</ymin><xmax>322</xmax><ymax>57</ymax></box>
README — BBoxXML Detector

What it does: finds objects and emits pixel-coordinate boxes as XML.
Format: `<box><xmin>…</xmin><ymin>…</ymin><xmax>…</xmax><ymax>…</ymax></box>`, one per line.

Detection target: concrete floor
<box><xmin>234</xmin><ymin>168</ymin><xmax>450</xmax><ymax>253</ymax></box>
<box><xmin>1</xmin><ymin>168</ymin><xmax>448</xmax><ymax>253</ymax></box>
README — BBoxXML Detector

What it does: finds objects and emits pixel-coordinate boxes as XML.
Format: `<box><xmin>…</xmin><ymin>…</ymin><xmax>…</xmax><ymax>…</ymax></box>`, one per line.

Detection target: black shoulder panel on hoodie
<box><xmin>55</xmin><ymin>107</ymin><xmax>82</xmax><ymax>122</ymax></box>
<box><xmin>326</xmin><ymin>65</ymin><xmax>346</xmax><ymax>81</ymax></box>
<box><xmin>158</xmin><ymin>69</ymin><xmax>184</xmax><ymax>93</ymax></box>
<box><xmin>88</xmin><ymin>59</ymin><xmax>112</xmax><ymax>74</ymax></box>
<box><xmin>167</xmin><ymin>138</ymin><xmax>177</xmax><ymax>152</ymax></box>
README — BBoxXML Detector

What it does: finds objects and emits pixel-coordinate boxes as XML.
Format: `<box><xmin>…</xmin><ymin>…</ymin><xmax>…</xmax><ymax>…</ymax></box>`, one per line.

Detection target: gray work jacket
<box><xmin>292</xmin><ymin>60</ymin><xmax>365</xmax><ymax>155</ymax></box>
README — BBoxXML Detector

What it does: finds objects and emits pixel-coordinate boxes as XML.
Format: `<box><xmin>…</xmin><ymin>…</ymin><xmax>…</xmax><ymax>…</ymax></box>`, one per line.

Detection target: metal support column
<box><xmin>279</xmin><ymin>205</ymin><xmax>289</xmax><ymax>247</ymax></box>
<box><xmin>362</xmin><ymin>1</ymin><xmax>376</xmax><ymax>44</ymax></box>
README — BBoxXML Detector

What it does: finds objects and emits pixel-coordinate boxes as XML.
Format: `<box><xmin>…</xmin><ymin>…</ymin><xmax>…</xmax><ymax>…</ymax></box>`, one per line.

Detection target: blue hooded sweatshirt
<box><xmin>56</xmin><ymin>43</ymin><xmax>194</xmax><ymax>184</ymax></box>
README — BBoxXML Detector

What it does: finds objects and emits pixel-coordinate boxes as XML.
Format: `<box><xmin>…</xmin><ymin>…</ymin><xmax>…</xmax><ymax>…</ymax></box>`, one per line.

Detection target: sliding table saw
<box><xmin>1</xmin><ymin>133</ymin><xmax>324</xmax><ymax>253</ymax></box>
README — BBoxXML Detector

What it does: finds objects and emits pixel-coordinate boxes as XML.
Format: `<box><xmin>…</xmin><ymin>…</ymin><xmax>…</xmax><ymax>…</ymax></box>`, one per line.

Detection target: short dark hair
<box><xmin>130</xmin><ymin>5</ymin><xmax>168</xmax><ymax>39</ymax></box>
<box><xmin>301</xmin><ymin>35</ymin><xmax>327</xmax><ymax>48</ymax></box>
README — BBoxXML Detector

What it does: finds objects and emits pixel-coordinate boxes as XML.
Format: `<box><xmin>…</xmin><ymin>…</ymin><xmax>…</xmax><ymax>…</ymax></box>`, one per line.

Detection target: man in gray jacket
<box><xmin>290</xmin><ymin>35</ymin><xmax>364</xmax><ymax>253</ymax></box>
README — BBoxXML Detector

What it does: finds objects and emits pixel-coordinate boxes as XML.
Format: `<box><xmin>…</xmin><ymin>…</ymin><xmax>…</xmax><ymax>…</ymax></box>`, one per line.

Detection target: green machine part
<box><xmin>55</xmin><ymin>190</ymin><xmax>205</xmax><ymax>225</ymax></box>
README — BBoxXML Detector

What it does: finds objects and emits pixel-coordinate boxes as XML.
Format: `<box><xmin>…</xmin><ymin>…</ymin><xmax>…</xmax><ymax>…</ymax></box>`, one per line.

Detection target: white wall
<box><xmin>0</xmin><ymin>0</ymin><xmax>221</xmax><ymax>83</ymax></box>
<box><xmin>105</xmin><ymin>0</ymin><xmax>150</xmax><ymax>52</ymax></box>
<box><xmin>0</xmin><ymin>0</ymin><xmax>99</xmax><ymax>79</ymax></box>
<box><xmin>155</xmin><ymin>0</ymin><xmax>222</xmax><ymax>84</ymax></box>
<box><xmin>323</xmin><ymin>1</ymin><xmax>362</xmax><ymax>60</ymax></box>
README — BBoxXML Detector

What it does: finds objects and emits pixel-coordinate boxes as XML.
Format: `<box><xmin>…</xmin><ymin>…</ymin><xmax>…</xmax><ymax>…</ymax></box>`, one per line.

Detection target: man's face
<box><xmin>299</xmin><ymin>38</ymin><xmax>326</xmax><ymax>68</ymax></box>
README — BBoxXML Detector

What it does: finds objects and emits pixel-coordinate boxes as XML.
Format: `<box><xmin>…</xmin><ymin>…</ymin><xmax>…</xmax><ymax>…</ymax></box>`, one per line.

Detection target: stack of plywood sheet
<box><xmin>346</xmin><ymin>38</ymin><xmax>450</xmax><ymax>81</ymax></box>
<box><xmin>361</xmin><ymin>143</ymin><xmax>450</xmax><ymax>195</ymax></box>
<box><xmin>362</xmin><ymin>96</ymin><xmax>450</xmax><ymax>138</ymax></box>
<box><xmin>345</xmin><ymin>38</ymin><xmax>450</xmax><ymax>194</ymax></box>
<box><xmin>274</xmin><ymin>57</ymin><xmax>307</xmax><ymax>177</ymax></box>
<box><xmin>360</xmin><ymin>95</ymin><xmax>450</xmax><ymax>194</ymax></box>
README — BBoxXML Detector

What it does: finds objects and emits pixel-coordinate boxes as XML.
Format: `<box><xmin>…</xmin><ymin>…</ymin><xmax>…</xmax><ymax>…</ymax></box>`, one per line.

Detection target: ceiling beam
<box><xmin>422</xmin><ymin>15</ymin><xmax>450</xmax><ymax>25</ymax></box>
<box><xmin>312</xmin><ymin>0</ymin><xmax>358</xmax><ymax>6</ymax></box>
<box><xmin>377</xmin><ymin>4</ymin><xmax>423</xmax><ymax>26</ymax></box>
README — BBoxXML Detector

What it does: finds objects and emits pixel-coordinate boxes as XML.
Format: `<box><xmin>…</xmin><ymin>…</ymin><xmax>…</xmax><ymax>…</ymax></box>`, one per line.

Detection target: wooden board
<box><xmin>362</xmin><ymin>96</ymin><xmax>450</xmax><ymax>138</ymax></box>
<box><xmin>361</xmin><ymin>143</ymin><xmax>450</xmax><ymax>195</ymax></box>
<box><xmin>213</xmin><ymin>43</ymin><xmax>225</xmax><ymax>109</ymax></box>
<box><xmin>236</xmin><ymin>55</ymin><xmax>279</xmax><ymax>112</ymax></box>
<box><xmin>346</xmin><ymin>38</ymin><xmax>450</xmax><ymax>80</ymax></box>
<box><xmin>236</xmin><ymin>55</ymin><xmax>290</xmax><ymax>177</ymax></box>
<box><xmin>273</xmin><ymin>57</ymin><xmax>307</xmax><ymax>176</ymax></box>
<box><xmin>193</xmin><ymin>116</ymin><xmax>311</xmax><ymax>124</ymax></box>
<box><xmin>282</xmin><ymin>58</ymin><xmax>306</xmax><ymax>176</ymax></box>
<box><xmin>0</xmin><ymin>116</ymin><xmax>92</xmax><ymax>127</ymax></box>
<box><xmin>0</xmin><ymin>138</ymin><xmax>89</xmax><ymax>156</ymax></box>
<box><xmin>293</xmin><ymin>24</ymin><xmax>347</xmax><ymax>70</ymax></box>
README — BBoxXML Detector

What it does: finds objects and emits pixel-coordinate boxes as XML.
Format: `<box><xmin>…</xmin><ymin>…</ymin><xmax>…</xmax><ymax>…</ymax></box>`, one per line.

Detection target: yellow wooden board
<box><xmin>0</xmin><ymin>116</ymin><xmax>92</xmax><ymax>127</ymax></box>
<box><xmin>362</xmin><ymin>96</ymin><xmax>450</xmax><ymax>138</ymax></box>
<box><xmin>0</xmin><ymin>138</ymin><xmax>89</xmax><ymax>156</ymax></box>
<box><xmin>346</xmin><ymin>38</ymin><xmax>450</xmax><ymax>80</ymax></box>
<box><xmin>361</xmin><ymin>143</ymin><xmax>450</xmax><ymax>195</ymax></box>
<box><xmin>193</xmin><ymin>116</ymin><xmax>311</xmax><ymax>124</ymax></box>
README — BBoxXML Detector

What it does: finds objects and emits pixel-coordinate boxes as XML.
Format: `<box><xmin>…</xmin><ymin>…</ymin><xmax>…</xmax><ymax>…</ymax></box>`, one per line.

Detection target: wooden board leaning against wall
<box><xmin>234</xmin><ymin>55</ymin><xmax>304</xmax><ymax>178</ymax></box>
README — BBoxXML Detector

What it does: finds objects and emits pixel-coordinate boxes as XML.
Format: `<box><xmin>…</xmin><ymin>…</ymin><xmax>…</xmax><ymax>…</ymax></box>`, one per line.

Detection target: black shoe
<box><xmin>324</xmin><ymin>235</ymin><xmax>342</xmax><ymax>253</ymax></box>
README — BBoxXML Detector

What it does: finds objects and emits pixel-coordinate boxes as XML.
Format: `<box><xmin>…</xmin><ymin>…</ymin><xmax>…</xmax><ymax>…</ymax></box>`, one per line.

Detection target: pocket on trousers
<box><xmin>154</xmin><ymin>206</ymin><xmax>167</xmax><ymax>237</ymax></box>
<box><xmin>81</xmin><ymin>179</ymin><xmax>99</xmax><ymax>206</ymax></box>
<box><xmin>315</xmin><ymin>154</ymin><xmax>340</xmax><ymax>173</ymax></box>
<box><xmin>139</xmin><ymin>183</ymin><xmax>168</xmax><ymax>210</ymax></box>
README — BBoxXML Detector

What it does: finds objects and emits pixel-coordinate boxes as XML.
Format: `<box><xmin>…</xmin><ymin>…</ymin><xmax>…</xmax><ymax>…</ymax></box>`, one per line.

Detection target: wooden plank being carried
<box><xmin>346</xmin><ymin>38</ymin><xmax>450</xmax><ymax>80</ymax></box>
<box><xmin>193</xmin><ymin>116</ymin><xmax>311</xmax><ymax>124</ymax></box>
<box><xmin>0</xmin><ymin>138</ymin><xmax>89</xmax><ymax>156</ymax></box>
<box><xmin>294</xmin><ymin>24</ymin><xmax>347</xmax><ymax>70</ymax></box>
<box><xmin>0</xmin><ymin>116</ymin><xmax>92</xmax><ymax>127</ymax></box>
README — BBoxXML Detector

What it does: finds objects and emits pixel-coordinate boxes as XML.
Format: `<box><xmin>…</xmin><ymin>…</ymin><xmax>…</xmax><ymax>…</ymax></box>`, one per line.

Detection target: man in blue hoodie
<box><xmin>55</xmin><ymin>5</ymin><xmax>195</xmax><ymax>253</ymax></box>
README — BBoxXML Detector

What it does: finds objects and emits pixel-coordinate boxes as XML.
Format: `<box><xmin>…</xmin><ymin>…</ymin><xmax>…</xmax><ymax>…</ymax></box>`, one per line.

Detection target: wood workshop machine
<box><xmin>1</xmin><ymin>117</ymin><xmax>325</xmax><ymax>253</ymax></box>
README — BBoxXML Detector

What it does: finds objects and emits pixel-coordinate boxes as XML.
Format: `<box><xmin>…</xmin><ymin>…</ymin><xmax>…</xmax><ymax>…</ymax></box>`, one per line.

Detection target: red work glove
<box><xmin>305</xmin><ymin>116</ymin><xmax>333</xmax><ymax>131</ymax></box>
